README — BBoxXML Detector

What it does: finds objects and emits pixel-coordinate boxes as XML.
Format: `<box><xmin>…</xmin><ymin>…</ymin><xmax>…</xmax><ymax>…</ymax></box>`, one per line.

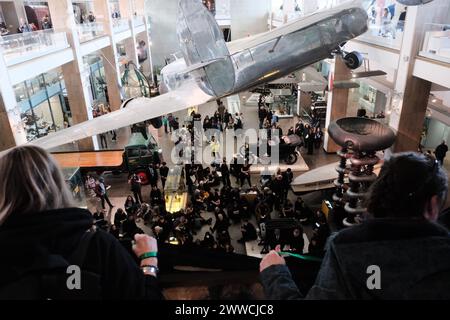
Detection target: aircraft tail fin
<box><xmin>177</xmin><ymin>0</ymin><xmax>235</xmax><ymax>97</ymax></box>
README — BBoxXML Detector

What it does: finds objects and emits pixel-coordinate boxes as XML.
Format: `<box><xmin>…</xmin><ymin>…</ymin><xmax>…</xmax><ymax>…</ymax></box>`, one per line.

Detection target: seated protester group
<box><xmin>260</xmin><ymin>152</ymin><xmax>450</xmax><ymax>300</ymax></box>
<box><xmin>0</xmin><ymin>145</ymin><xmax>162</xmax><ymax>299</ymax></box>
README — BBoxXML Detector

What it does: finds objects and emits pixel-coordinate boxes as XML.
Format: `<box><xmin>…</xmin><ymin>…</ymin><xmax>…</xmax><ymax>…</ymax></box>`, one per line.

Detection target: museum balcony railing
<box><xmin>418</xmin><ymin>23</ymin><xmax>450</xmax><ymax>65</ymax></box>
<box><xmin>355</xmin><ymin>20</ymin><xmax>403</xmax><ymax>51</ymax></box>
<box><xmin>77</xmin><ymin>22</ymin><xmax>106</xmax><ymax>43</ymax></box>
<box><xmin>0</xmin><ymin>29</ymin><xmax>69</xmax><ymax>66</ymax></box>
<box><xmin>112</xmin><ymin>18</ymin><xmax>131</xmax><ymax>34</ymax></box>
<box><xmin>132</xmin><ymin>15</ymin><xmax>145</xmax><ymax>28</ymax></box>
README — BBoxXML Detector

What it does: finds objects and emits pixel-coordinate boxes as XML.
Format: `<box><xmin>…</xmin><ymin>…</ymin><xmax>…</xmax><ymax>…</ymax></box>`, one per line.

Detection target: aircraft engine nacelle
<box><xmin>176</xmin><ymin>0</ymin><xmax>236</xmax><ymax>98</ymax></box>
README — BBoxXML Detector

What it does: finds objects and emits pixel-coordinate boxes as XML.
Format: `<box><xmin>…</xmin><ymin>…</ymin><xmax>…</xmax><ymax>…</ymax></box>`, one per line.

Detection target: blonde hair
<box><xmin>0</xmin><ymin>145</ymin><xmax>74</xmax><ymax>225</ymax></box>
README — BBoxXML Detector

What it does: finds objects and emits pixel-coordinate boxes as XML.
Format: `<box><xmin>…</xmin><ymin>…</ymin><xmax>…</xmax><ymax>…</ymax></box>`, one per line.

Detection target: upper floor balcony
<box><xmin>112</xmin><ymin>18</ymin><xmax>131</xmax><ymax>34</ymax></box>
<box><xmin>0</xmin><ymin>30</ymin><xmax>70</xmax><ymax>67</ymax></box>
<box><xmin>418</xmin><ymin>23</ymin><xmax>450</xmax><ymax>65</ymax></box>
<box><xmin>132</xmin><ymin>15</ymin><xmax>145</xmax><ymax>28</ymax></box>
<box><xmin>77</xmin><ymin>22</ymin><xmax>106</xmax><ymax>43</ymax></box>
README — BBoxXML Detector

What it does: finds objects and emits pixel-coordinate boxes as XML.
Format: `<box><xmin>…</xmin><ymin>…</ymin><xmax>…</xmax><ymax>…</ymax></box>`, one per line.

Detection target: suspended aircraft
<box><xmin>397</xmin><ymin>0</ymin><xmax>434</xmax><ymax>5</ymax></box>
<box><xmin>29</xmin><ymin>0</ymin><xmax>430</xmax><ymax>150</ymax></box>
<box><xmin>31</xmin><ymin>0</ymin><xmax>368</xmax><ymax>150</ymax></box>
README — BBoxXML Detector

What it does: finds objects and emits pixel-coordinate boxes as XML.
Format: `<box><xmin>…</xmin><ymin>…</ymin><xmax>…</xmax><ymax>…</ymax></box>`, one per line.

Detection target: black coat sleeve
<box><xmin>259</xmin><ymin>265</ymin><xmax>303</xmax><ymax>300</ymax></box>
<box><xmin>89</xmin><ymin>231</ymin><xmax>164</xmax><ymax>300</ymax></box>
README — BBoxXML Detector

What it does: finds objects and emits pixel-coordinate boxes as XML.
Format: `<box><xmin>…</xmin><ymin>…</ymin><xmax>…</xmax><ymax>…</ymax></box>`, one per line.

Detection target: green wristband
<box><xmin>279</xmin><ymin>251</ymin><xmax>323</xmax><ymax>263</ymax></box>
<box><xmin>139</xmin><ymin>252</ymin><xmax>158</xmax><ymax>260</ymax></box>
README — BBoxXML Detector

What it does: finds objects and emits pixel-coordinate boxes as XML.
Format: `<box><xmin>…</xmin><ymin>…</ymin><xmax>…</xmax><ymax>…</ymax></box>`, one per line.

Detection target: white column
<box><xmin>48</xmin><ymin>0</ymin><xmax>98</xmax><ymax>150</ymax></box>
<box><xmin>0</xmin><ymin>50</ymin><xmax>27</xmax><ymax>150</ymax></box>
<box><xmin>120</xmin><ymin>0</ymin><xmax>139</xmax><ymax>66</ymax></box>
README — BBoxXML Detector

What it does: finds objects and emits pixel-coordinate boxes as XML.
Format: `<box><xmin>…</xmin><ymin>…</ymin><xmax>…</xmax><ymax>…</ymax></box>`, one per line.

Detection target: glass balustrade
<box><xmin>77</xmin><ymin>22</ymin><xmax>106</xmax><ymax>43</ymax></box>
<box><xmin>112</xmin><ymin>18</ymin><xmax>130</xmax><ymax>34</ymax></box>
<box><xmin>419</xmin><ymin>23</ymin><xmax>450</xmax><ymax>64</ymax></box>
<box><xmin>0</xmin><ymin>30</ymin><xmax>69</xmax><ymax>64</ymax></box>
<box><xmin>132</xmin><ymin>15</ymin><xmax>145</xmax><ymax>28</ymax></box>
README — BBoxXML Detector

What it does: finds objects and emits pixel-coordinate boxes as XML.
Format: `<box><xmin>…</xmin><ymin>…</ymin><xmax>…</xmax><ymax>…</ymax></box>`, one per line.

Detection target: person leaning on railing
<box><xmin>0</xmin><ymin>145</ymin><xmax>163</xmax><ymax>299</ymax></box>
<box><xmin>260</xmin><ymin>152</ymin><xmax>450</xmax><ymax>300</ymax></box>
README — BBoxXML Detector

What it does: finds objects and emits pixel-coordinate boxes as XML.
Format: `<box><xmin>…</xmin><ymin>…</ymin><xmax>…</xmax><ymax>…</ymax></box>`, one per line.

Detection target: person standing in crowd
<box><xmin>18</xmin><ymin>18</ymin><xmax>32</xmax><ymax>33</ymax></box>
<box><xmin>434</xmin><ymin>141</ymin><xmax>448</xmax><ymax>165</ymax></box>
<box><xmin>305</xmin><ymin>127</ymin><xmax>314</xmax><ymax>155</ymax></box>
<box><xmin>41</xmin><ymin>15</ymin><xmax>52</xmax><ymax>29</ymax></box>
<box><xmin>314</xmin><ymin>127</ymin><xmax>323</xmax><ymax>149</ymax></box>
<box><xmin>148</xmin><ymin>164</ymin><xmax>159</xmax><ymax>188</ymax></box>
<box><xmin>240</xmin><ymin>162</ymin><xmax>252</xmax><ymax>188</ymax></box>
<box><xmin>99</xmin><ymin>132</ymin><xmax>108</xmax><ymax>149</ymax></box>
<box><xmin>217</xmin><ymin>100</ymin><xmax>226</xmax><ymax>122</ymax></box>
<box><xmin>162</xmin><ymin>115</ymin><xmax>169</xmax><ymax>134</ymax></box>
<box><xmin>220</xmin><ymin>158</ymin><xmax>231</xmax><ymax>187</ymax></box>
<box><xmin>128</xmin><ymin>173</ymin><xmax>143</xmax><ymax>204</ymax></box>
<box><xmin>0</xmin><ymin>145</ymin><xmax>162</xmax><ymax>299</ymax></box>
<box><xmin>159</xmin><ymin>162</ymin><xmax>169</xmax><ymax>190</ymax></box>
<box><xmin>259</xmin><ymin>106</ymin><xmax>268</xmax><ymax>129</ymax></box>
<box><xmin>210</xmin><ymin>136</ymin><xmax>220</xmax><ymax>161</ymax></box>
<box><xmin>282</xmin><ymin>168</ymin><xmax>293</xmax><ymax>200</ymax></box>
<box><xmin>260</xmin><ymin>152</ymin><xmax>450</xmax><ymax>299</ymax></box>
<box><xmin>150</xmin><ymin>185</ymin><xmax>162</xmax><ymax>207</ymax></box>
<box><xmin>87</xmin><ymin>11</ymin><xmax>96</xmax><ymax>22</ymax></box>
<box><xmin>98</xmin><ymin>177</ymin><xmax>114</xmax><ymax>210</ymax></box>
<box><xmin>171</xmin><ymin>117</ymin><xmax>180</xmax><ymax>131</ymax></box>
<box><xmin>397</xmin><ymin>7</ymin><xmax>407</xmax><ymax>31</ymax></box>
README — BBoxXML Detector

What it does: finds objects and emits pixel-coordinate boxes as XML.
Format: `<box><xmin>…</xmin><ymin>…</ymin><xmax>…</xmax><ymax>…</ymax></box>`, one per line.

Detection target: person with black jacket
<box><xmin>0</xmin><ymin>145</ymin><xmax>162</xmax><ymax>299</ymax></box>
<box><xmin>238</xmin><ymin>219</ymin><xmax>257</xmax><ymax>243</ymax></box>
<box><xmin>159</xmin><ymin>162</ymin><xmax>169</xmax><ymax>189</ymax></box>
<box><xmin>434</xmin><ymin>141</ymin><xmax>448</xmax><ymax>165</ymax></box>
<box><xmin>220</xmin><ymin>158</ymin><xmax>231</xmax><ymax>187</ymax></box>
<box><xmin>260</xmin><ymin>152</ymin><xmax>450</xmax><ymax>300</ymax></box>
<box><xmin>150</xmin><ymin>185</ymin><xmax>163</xmax><ymax>207</ymax></box>
<box><xmin>128</xmin><ymin>173</ymin><xmax>143</xmax><ymax>204</ymax></box>
<box><xmin>124</xmin><ymin>195</ymin><xmax>136</xmax><ymax>215</ymax></box>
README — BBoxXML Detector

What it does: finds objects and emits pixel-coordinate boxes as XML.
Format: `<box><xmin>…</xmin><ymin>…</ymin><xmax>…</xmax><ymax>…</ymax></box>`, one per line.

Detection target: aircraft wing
<box><xmin>30</xmin><ymin>79</ymin><xmax>213</xmax><ymax>150</ymax></box>
<box><xmin>227</xmin><ymin>0</ymin><xmax>363</xmax><ymax>55</ymax></box>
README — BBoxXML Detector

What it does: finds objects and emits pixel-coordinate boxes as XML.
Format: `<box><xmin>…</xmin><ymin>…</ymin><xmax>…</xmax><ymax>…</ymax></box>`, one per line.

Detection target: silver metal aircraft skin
<box><xmin>30</xmin><ymin>0</ymin><xmax>370</xmax><ymax>150</ymax></box>
<box><xmin>396</xmin><ymin>0</ymin><xmax>434</xmax><ymax>5</ymax></box>
<box><xmin>162</xmin><ymin>0</ymin><xmax>369</xmax><ymax>98</ymax></box>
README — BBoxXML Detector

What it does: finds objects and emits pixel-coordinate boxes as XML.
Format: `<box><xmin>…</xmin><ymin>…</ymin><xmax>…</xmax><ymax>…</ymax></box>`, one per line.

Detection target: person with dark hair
<box><xmin>308</xmin><ymin>211</ymin><xmax>330</xmax><ymax>257</ymax></box>
<box><xmin>260</xmin><ymin>152</ymin><xmax>450</xmax><ymax>299</ymax></box>
<box><xmin>150</xmin><ymin>185</ymin><xmax>162</xmax><ymax>207</ymax></box>
<box><xmin>98</xmin><ymin>177</ymin><xmax>114</xmax><ymax>209</ymax></box>
<box><xmin>114</xmin><ymin>208</ymin><xmax>127</xmax><ymax>228</ymax></box>
<box><xmin>148</xmin><ymin>164</ymin><xmax>159</xmax><ymax>188</ymax></box>
<box><xmin>240</xmin><ymin>162</ymin><xmax>252</xmax><ymax>188</ymax></box>
<box><xmin>238</xmin><ymin>219</ymin><xmax>257</xmax><ymax>243</ymax></box>
<box><xmin>159</xmin><ymin>162</ymin><xmax>169</xmax><ymax>189</ymax></box>
<box><xmin>201</xmin><ymin>231</ymin><xmax>217</xmax><ymax>249</ymax></box>
<box><xmin>124</xmin><ymin>195</ymin><xmax>136</xmax><ymax>215</ymax></box>
<box><xmin>220</xmin><ymin>158</ymin><xmax>231</xmax><ymax>187</ymax></box>
<box><xmin>434</xmin><ymin>141</ymin><xmax>448</xmax><ymax>165</ymax></box>
<box><xmin>129</xmin><ymin>173</ymin><xmax>143</xmax><ymax>204</ymax></box>
<box><xmin>287</xmin><ymin>227</ymin><xmax>304</xmax><ymax>254</ymax></box>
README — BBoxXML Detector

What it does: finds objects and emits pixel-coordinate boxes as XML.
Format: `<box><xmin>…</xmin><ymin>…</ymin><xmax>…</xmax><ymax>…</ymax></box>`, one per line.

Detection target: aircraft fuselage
<box><xmin>161</xmin><ymin>3</ymin><xmax>368</xmax><ymax>99</ymax></box>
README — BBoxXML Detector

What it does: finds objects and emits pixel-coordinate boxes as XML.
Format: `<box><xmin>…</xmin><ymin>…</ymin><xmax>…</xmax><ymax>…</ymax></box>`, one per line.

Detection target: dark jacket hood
<box><xmin>330</xmin><ymin>218</ymin><xmax>450</xmax><ymax>299</ymax></box>
<box><xmin>0</xmin><ymin>208</ymin><xmax>94</xmax><ymax>285</ymax></box>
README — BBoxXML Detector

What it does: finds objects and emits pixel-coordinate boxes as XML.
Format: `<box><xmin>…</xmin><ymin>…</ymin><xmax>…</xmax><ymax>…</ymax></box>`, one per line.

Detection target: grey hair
<box><xmin>0</xmin><ymin>145</ymin><xmax>74</xmax><ymax>225</ymax></box>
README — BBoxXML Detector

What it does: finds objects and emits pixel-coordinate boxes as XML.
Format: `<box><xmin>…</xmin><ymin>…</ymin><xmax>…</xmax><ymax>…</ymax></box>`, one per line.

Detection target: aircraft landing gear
<box><xmin>344</xmin><ymin>51</ymin><xmax>364</xmax><ymax>70</ymax></box>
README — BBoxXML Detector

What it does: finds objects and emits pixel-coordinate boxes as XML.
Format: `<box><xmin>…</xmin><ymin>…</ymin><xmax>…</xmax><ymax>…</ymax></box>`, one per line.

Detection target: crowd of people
<box><xmin>87</xmin><ymin>102</ymin><xmax>331</xmax><ymax>261</ymax></box>
<box><xmin>2</xmin><ymin>101</ymin><xmax>450</xmax><ymax>300</ymax></box>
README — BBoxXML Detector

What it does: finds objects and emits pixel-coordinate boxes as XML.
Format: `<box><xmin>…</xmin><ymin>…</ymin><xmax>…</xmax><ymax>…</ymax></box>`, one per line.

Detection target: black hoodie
<box><xmin>0</xmin><ymin>208</ymin><xmax>162</xmax><ymax>300</ymax></box>
<box><xmin>261</xmin><ymin>218</ymin><xmax>450</xmax><ymax>300</ymax></box>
